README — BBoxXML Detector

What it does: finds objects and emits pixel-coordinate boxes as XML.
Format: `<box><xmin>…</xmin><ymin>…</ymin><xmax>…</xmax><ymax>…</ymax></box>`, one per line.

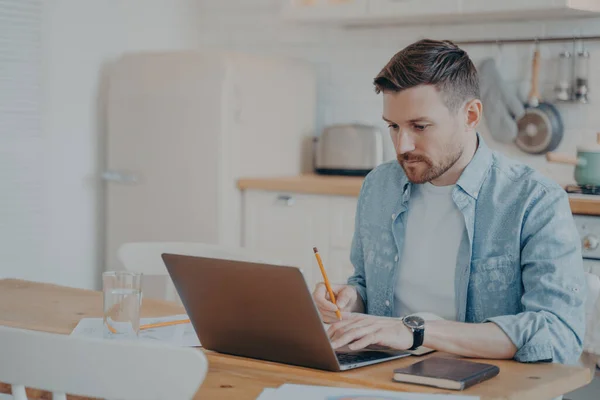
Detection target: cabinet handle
<box><xmin>276</xmin><ymin>194</ymin><xmax>295</xmax><ymax>206</ymax></box>
<box><xmin>101</xmin><ymin>170</ymin><xmax>140</xmax><ymax>184</ymax></box>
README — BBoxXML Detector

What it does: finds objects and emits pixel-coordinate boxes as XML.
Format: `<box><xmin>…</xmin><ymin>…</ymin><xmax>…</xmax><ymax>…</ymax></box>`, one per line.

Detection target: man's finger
<box><xmin>335</xmin><ymin>288</ymin><xmax>353</xmax><ymax>309</ymax></box>
<box><xmin>321</xmin><ymin>311</ymin><xmax>342</xmax><ymax>323</ymax></box>
<box><xmin>327</xmin><ymin>316</ymin><xmax>370</xmax><ymax>341</ymax></box>
<box><xmin>317</xmin><ymin>298</ymin><xmax>339</xmax><ymax>312</ymax></box>
<box><xmin>348</xmin><ymin>331</ymin><xmax>381</xmax><ymax>351</ymax></box>
<box><xmin>327</xmin><ymin>314</ymin><xmax>364</xmax><ymax>338</ymax></box>
<box><xmin>313</xmin><ymin>283</ymin><xmax>326</xmax><ymax>299</ymax></box>
<box><xmin>331</xmin><ymin>325</ymin><xmax>378</xmax><ymax>349</ymax></box>
<box><xmin>313</xmin><ymin>284</ymin><xmax>338</xmax><ymax>312</ymax></box>
<box><xmin>330</xmin><ymin>317</ymin><xmax>374</xmax><ymax>342</ymax></box>
<box><xmin>339</xmin><ymin>311</ymin><xmax>356</xmax><ymax>319</ymax></box>
<box><xmin>317</xmin><ymin>283</ymin><xmax>343</xmax><ymax>299</ymax></box>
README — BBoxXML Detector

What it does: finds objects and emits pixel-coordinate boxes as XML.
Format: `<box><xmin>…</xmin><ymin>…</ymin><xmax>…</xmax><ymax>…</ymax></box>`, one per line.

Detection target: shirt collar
<box><xmin>455</xmin><ymin>132</ymin><xmax>493</xmax><ymax>200</ymax></box>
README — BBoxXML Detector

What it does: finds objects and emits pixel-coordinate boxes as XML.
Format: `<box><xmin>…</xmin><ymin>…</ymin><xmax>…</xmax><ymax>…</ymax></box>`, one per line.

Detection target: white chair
<box><xmin>117</xmin><ymin>242</ymin><xmax>282</xmax><ymax>303</ymax></box>
<box><xmin>566</xmin><ymin>272</ymin><xmax>600</xmax><ymax>400</ymax></box>
<box><xmin>583</xmin><ymin>272</ymin><xmax>600</xmax><ymax>367</ymax></box>
<box><xmin>0</xmin><ymin>325</ymin><xmax>208</xmax><ymax>400</ymax></box>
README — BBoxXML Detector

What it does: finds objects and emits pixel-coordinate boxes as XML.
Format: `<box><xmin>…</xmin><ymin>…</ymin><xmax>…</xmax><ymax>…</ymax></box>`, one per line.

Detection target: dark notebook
<box><xmin>393</xmin><ymin>356</ymin><xmax>500</xmax><ymax>390</ymax></box>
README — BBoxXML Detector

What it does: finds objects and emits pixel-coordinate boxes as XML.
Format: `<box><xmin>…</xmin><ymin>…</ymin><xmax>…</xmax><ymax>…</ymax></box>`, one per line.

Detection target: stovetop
<box><xmin>566</xmin><ymin>185</ymin><xmax>600</xmax><ymax>196</ymax></box>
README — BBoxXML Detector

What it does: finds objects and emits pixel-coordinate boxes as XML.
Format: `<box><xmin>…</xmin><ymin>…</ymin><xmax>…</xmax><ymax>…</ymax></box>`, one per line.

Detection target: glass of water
<box><xmin>102</xmin><ymin>271</ymin><xmax>142</xmax><ymax>340</ymax></box>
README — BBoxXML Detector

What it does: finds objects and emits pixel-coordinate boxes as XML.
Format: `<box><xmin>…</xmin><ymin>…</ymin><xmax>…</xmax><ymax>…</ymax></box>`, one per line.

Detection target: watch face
<box><xmin>403</xmin><ymin>315</ymin><xmax>425</xmax><ymax>329</ymax></box>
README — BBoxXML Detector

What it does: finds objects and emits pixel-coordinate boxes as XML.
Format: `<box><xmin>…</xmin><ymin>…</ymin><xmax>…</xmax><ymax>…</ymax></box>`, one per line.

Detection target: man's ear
<box><xmin>464</xmin><ymin>98</ymin><xmax>483</xmax><ymax>130</ymax></box>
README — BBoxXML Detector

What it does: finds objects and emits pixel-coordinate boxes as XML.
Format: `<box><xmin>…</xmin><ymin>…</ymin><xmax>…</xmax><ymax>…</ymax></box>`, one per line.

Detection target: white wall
<box><xmin>10</xmin><ymin>0</ymin><xmax>600</xmax><ymax>290</ymax></box>
<box><xmin>38</xmin><ymin>0</ymin><xmax>201</xmax><ymax>289</ymax></box>
<box><xmin>197</xmin><ymin>0</ymin><xmax>600</xmax><ymax>186</ymax></box>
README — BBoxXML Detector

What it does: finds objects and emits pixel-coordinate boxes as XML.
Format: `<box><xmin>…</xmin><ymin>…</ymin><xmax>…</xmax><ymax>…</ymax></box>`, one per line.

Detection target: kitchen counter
<box><xmin>237</xmin><ymin>174</ymin><xmax>600</xmax><ymax>216</ymax></box>
<box><xmin>238</xmin><ymin>174</ymin><xmax>364</xmax><ymax>197</ymax></box>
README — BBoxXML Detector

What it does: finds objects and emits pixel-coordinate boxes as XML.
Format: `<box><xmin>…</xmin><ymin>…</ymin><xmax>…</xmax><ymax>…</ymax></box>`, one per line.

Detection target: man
<box><xmin>313</xmin><ymin>39</ymin><xmax>587</xmax><ymax>365</ymax></box>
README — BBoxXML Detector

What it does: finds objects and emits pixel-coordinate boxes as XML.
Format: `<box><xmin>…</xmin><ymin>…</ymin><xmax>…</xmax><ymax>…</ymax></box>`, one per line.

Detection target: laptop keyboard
<box><xmin>336</xmin><ymin>351</ymin><xmax>393</xmax><ymax>365</ymax></box>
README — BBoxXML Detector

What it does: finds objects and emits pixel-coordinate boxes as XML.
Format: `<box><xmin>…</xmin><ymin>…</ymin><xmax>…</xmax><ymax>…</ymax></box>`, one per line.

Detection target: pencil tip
<box><xmin>313</xmin><ymin>247</ymin><xmax>318</xmax><ymax>253</ymax></box>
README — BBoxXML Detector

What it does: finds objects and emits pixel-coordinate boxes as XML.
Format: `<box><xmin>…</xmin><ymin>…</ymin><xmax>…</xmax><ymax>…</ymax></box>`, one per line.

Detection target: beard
<box><xmin>398</xmin><ymin>146</ymin><xmax>463</xmax><ymax>184</ymax></box>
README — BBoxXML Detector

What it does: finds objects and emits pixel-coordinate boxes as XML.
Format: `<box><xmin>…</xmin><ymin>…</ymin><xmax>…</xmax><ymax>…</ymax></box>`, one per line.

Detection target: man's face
<box><xmin>383</xmin><ymin>85</ymin><xmax>467</xmax><ymax>184</ymax></box>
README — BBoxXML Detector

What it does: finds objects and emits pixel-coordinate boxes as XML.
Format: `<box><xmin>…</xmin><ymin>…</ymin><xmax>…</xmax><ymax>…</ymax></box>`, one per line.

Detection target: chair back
<box><xmin>0</xmin><ymin>325</ymin><xmax>208</xmax><ymax>400</ymax></box>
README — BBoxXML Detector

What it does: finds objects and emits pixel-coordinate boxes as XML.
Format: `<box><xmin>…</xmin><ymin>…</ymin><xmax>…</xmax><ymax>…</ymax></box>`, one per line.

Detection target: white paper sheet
<box><xmin>70</xmin><ymin>314</ymin><xmax>201</xmax><ymax>347</ymax></box>
<box><xmin>255</xmin><ymin>388</ymin><xmax>278</xmax><ymax>400</ymax></box>
<box><xmin>263</xmin><ymin>384</ymin><xmax>479</xmax><ymax>400</ymax></box>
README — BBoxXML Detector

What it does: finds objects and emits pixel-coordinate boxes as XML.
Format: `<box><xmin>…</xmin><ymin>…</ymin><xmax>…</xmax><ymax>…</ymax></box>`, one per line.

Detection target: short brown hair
<box><xmin>374</xmin><ymin>39</ymin><xmax>480</xmax><ymax>112</ymax></box>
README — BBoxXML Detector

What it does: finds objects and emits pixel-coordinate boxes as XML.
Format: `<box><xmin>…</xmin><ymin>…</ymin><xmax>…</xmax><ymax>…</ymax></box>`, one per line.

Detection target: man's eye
<box><xmin>414</xmin><ymin>124</ymin><xmax>427</xmax><ymax>131</ymax></box>
<box><xmin>388</xmin><ymin>124</ymin><xmax>398</xmax><ymax>130</ymax></box>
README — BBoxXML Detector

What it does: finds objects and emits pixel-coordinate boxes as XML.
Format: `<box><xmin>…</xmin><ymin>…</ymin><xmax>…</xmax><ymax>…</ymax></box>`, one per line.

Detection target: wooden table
<box><xmin>0</xmin><ymin>279</ymin><xmax>594</xmax><ymax>399</ymax></box>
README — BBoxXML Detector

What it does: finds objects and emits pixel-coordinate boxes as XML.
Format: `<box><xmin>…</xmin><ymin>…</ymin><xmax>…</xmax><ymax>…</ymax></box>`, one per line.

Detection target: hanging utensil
<box><xmin>575</xmin><ymin>47</ymin><xmax>590</xmax><ymax>103</ymax></box>
<box><xmin>515</xmin><ymin>46</ymin><xmax>565</xmax><ymax>154</ymax></box>
<box><xmin>554</xmin><ymin>50</ymin><xmax>572</xmax><ymax>102</ymax></box>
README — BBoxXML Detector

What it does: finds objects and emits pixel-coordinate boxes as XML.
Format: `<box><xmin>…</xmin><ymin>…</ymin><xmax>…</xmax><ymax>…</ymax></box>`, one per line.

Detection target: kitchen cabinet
<box><xmin>281</xmin><ymin>0</ymin><xmax>368</xmax><ymax>22</ymax></box>
<box><xmin>368</xmin><ymin>0</ymin><xmax>461</xmax><ymax>20</ymax></box>
<box><xmin>282</xmin><ymin>0</ymin><xmax>600</xmax><ymax>25</ymax></box>
<box><xmin>242</xmin><ymin>189</ymin><xmax>358</xmax><ymax>291</ymax></box>
<box><xmin>461</xmin><ymin>0</ymin><xmax>600</xmax><ymax>19</ymax></box>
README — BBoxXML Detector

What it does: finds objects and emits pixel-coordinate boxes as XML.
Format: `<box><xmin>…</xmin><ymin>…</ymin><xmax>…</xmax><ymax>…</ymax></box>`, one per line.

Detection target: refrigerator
<box><xmin>103</xmin><ymin>50</ymin><xmax>316</xmax><ymax>274</ymax></box>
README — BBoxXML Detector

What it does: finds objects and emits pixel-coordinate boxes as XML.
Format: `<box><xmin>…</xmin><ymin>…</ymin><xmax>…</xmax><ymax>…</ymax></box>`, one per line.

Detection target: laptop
<box><xmin>161</xmin><ymin>253</ymin><xmax>411</xmax><ymax>371</ymax></box>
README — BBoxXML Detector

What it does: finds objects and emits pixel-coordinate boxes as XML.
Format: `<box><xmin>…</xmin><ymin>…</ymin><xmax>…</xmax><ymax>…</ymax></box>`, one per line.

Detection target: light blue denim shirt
<box><xmin>347</xmin><ymin>134</ymin><xmax>587</xmax><ymax>365</ymax></box>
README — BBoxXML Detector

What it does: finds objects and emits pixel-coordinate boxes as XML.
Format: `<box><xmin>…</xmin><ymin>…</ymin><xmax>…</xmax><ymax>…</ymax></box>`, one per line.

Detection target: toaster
<box><xmin>315</xmin><ymin>124</ymin><xmax>390</xmax><ymax>176</ymax></box>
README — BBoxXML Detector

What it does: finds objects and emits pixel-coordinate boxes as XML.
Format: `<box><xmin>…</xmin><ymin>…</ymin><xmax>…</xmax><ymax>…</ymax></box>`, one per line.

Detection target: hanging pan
<box><xmin>515</xmin><ymin>47</ymin><xmax>564</xmax><ymax>154</ymax></box>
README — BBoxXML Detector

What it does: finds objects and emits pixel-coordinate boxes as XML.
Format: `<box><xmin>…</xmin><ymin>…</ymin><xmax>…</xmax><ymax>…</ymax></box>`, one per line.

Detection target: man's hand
<box><xmin>327</xmin><ymin>313</ymin><xmax>413</xmax><ymax>351</ymax></box>
<box><xmin>312</xmin><ymin>283</ymin><xmax>363</xmax><ymax>323</ymax></box>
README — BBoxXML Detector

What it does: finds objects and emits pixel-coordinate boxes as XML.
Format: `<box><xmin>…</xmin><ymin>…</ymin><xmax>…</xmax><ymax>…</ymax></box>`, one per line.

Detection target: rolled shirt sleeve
<box><xmin>486</xmin><ymin>188</ymin><xmax>587</xmax><ymax>364</ymax></box>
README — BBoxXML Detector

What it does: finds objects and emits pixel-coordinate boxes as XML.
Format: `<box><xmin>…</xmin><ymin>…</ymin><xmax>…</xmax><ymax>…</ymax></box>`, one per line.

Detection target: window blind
<box><xmin>0</xmin><ymin>0</ymin><xmax>44</xmax><ymax>278</ymax></box>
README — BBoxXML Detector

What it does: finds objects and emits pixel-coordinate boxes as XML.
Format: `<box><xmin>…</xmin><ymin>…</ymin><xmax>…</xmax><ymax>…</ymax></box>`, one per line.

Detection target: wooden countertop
<box><xmin>237</xmin><ymin>174</ymin><xmax>600</xmax><ymax>216</ymax></box>
<box><xmin>0</xmin><ymin>279</ymin><xmax>595</xmax><ymax>400</ymax></box>
<box><xmin>238</xmin><ymin>174</ymin><xmax>365</xmax><ymax>197</ymax></box>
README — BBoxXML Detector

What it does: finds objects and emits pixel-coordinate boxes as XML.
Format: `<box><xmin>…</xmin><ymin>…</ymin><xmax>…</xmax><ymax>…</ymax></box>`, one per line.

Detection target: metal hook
<box><xmin>495</xmin><ymin>40</ymin><xmax>504</xmax><ymax>66</ymax></box>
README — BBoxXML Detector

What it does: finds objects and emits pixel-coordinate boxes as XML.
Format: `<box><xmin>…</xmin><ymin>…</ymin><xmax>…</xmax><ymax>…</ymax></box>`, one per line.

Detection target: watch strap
<box><xmin>409</xmin><ymin>326</ymin><xmax>424</xmax><ymax>350</ymax></box>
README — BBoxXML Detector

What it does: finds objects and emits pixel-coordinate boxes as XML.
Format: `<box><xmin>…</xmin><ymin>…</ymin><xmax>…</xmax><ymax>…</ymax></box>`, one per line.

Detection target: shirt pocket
<box><xmin>470</xmin><ymin>255</ymin><xmax>519</xmax><ymax>293</ymax></box>
<box><xmin>469</xmin><ymin>255</ymin><xmax>522</xmax><ymax>319</ymax></box>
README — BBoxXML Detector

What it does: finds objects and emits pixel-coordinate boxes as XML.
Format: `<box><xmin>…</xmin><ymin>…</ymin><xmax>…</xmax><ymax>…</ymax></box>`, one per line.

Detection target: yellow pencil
<box><xmin>106</xmin><ymin>318</ymin><xmax>191</xmax><ymax>333</ymax></box>
<box><xmin>313</xmin><ymin>247</ymin><xmax>342</xmax><ymax>321</ymax></box>
<box><xmin>140</xmin><ymin>318</ymin><xmax>191</xmax><ymax>331</ymax></box>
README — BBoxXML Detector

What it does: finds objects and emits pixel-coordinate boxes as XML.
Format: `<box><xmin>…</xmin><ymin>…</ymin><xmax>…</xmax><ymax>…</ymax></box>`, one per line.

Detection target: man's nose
<box><xmin>395</xmin><ymin>130</ymin><xmax>415</xmax><ymax>155</ymax></box>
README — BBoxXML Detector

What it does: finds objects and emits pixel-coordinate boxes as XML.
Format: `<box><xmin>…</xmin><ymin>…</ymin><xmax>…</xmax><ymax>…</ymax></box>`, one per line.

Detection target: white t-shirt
<box><xmin>393</xmin><ymin>182</ymin><xmax>466</xmax><ymax>321</ymax></box>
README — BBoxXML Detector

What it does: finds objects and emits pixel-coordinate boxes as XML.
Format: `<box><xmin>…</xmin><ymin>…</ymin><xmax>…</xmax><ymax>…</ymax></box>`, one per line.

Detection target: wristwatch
<box><xmin>402</xmin><ymin>315</ymin><xmax>425</xmax><ymax>350</ymax></box>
